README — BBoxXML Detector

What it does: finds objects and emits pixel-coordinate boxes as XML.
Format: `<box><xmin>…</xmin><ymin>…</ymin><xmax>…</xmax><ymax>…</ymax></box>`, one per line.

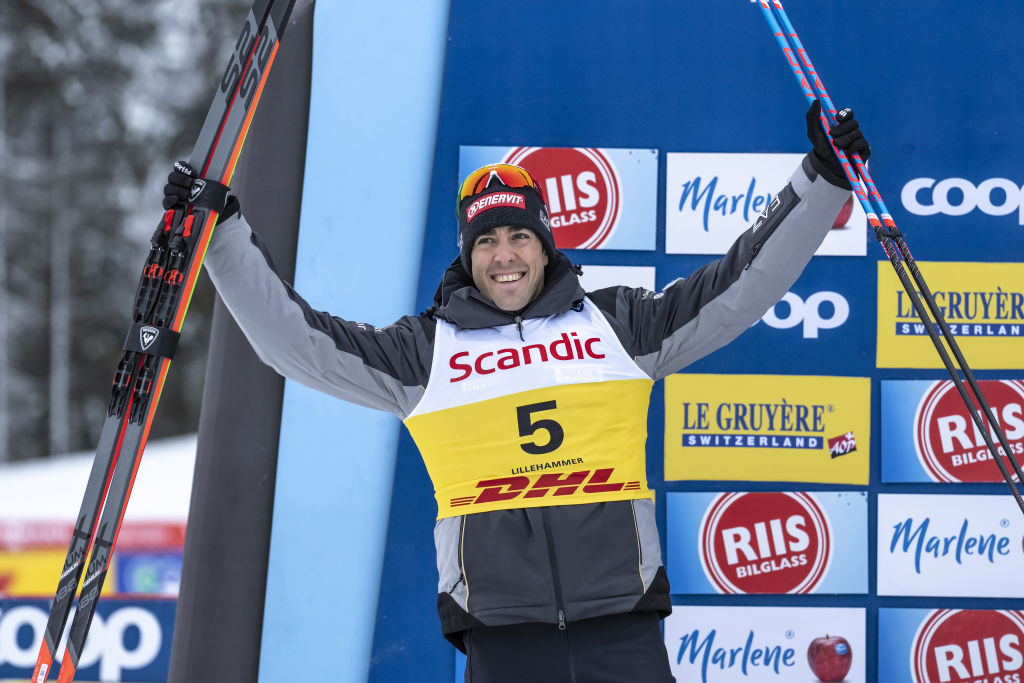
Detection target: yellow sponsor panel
<box><xmin>664</xmin><ymin>374</ymin><xmax>870</xmax><ymax>484</ymax></box>
<box><xmin>407</xmin><ymin>379</ymin><xmax>655</xmax><ymax>518</ymax></box>
<box><xmin>0</xmin><ymin>550</ymin><xmax>116</xmax><ymax>597</ymax></box>
<box><xmin>877</xmin><ymin>261</ymin><xmax>1024</xmax><ymax>369</ymax></box>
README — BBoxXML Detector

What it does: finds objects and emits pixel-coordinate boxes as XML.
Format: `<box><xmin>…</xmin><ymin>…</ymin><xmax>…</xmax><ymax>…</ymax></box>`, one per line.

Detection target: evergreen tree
<box><xmin>0</xmin><ymin>0</ymin><xmax>249</xmax><ymax>460</ymax></box>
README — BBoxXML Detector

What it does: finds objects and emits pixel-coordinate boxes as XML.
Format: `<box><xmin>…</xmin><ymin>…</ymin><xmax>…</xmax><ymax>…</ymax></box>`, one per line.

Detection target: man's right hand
<box><xmin>163</xmin><ymin>160</ymin><xmax>199</xmax><ymax>210</ymax></box>
<box><xmin>162</xmin><ymin>160</ymin><xmax>239</xmax><ymax>221</ymax></box>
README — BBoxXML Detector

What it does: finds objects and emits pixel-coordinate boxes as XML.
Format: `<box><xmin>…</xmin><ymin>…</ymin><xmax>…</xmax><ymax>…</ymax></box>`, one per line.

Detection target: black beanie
<box><xmin>457</xmin><ymin>170</ymin><xmax>555</xmax><ymax>274</ymax></box>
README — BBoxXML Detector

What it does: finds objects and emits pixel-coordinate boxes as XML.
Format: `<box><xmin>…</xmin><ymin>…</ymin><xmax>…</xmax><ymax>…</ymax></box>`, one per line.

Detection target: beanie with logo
<box><xmin>457</xmin><ymin>168</ymin><xmax>555</xmax><ymax>274</ymax></box>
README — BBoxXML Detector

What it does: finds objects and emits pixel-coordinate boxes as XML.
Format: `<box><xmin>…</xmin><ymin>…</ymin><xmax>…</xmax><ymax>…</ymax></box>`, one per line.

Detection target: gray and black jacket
<box><xmin>203</xmin><ymin>154</ymin><xmax>849</xmax><ymax>648</ymax></box>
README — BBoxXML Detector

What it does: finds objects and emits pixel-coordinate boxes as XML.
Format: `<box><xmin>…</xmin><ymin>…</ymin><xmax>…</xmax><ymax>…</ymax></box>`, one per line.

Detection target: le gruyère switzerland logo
<box><xmin>698</xmin><ymin>492</ymin><xmax>833</xmax><ymax>594</ymax></box>
<box><xmin>503</xmin><ymin>147</ymin><xmax>621</xmax><ymax>249</ymax></box>
<box><xmin>911</xmin><ymin>609</ymin><xmax>1024</xmax><ymax>683</ymax></box>
<box><xmin>914</xmin><ymin>380</ymin><xmax>1024</xmax><ymax>482</ymax></box>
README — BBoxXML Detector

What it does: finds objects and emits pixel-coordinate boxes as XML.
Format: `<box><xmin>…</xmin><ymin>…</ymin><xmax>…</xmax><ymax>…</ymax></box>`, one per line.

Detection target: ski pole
<box><xmin>753</xmin><ymin>0</ymin><xmax>1024</xmax><ymax>513</ymax></box>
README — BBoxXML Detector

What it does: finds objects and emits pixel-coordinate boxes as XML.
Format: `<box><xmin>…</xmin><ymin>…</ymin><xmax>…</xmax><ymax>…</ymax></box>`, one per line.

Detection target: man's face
<box><xmin>470</xmin><ymin>225</ymin><xmax>549</xmax><ymax>311</ymax></box>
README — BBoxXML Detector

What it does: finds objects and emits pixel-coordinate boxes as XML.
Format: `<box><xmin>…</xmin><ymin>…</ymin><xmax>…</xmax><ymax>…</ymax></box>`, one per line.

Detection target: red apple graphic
<box><xmin>807</xmin><ymin>634</ymin><xmax>852</xmax><ymax>681</ymax></box>
<box><xmin>832</xmin><ymin>194</ymin><xmax>854</xmax><ymax>228</ymax></box>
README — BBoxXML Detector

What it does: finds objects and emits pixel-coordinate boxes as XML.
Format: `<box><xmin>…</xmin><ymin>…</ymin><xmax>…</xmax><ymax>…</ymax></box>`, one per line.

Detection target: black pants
<box><xmin>462</xmin><ymin>612</ymin><xmax>676</xmax><ymax>683</ymax></box>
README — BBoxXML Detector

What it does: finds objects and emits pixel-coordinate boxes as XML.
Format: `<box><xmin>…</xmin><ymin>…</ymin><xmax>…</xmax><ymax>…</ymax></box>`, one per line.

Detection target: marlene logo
<box><xmin>911</xmin><ymin>609</ymin><xmax>1024</xmax><ymax>683</ymax></box>
<box><xmin>676</xmin><ymin>628</ymin><xmax>797</xmax><ymax>683</ymax></box>
<box><xmin>888</xmin><ymin>516</ymin><xmax>1013</xmax><ymax>574</ymax></box>
<box><xmin>448</xmin><ymin>332</ymin><xmax>605</xmax><ymax>383</ymax></box>
<box><xmin>698</xmin><ymin>492</ymin><xmax>832</xmax><ymax>594</ymax></box>
<box><xmin>503</xmin><ymin>147</ymin><xmax>621</xmax><ymax>249</ymax></box>
<box><xmin>914</xmin><ymin>380</ymin><xmax>1024</xmax><ymax>482</ymax></box>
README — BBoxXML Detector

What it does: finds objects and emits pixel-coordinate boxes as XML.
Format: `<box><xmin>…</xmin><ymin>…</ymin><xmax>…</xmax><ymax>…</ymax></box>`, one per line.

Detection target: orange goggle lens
<box><xmin>457</xmin><ymin>163</ymin><xmax>538</xmax><ymax>205</ymax></box>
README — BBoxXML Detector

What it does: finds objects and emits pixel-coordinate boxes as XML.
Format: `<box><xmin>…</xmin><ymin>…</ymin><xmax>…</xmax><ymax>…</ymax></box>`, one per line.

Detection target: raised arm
<box><xmin>590</xmin><ymin>102</ymin><xmax>869</xmax><ymax>380</ymax></box>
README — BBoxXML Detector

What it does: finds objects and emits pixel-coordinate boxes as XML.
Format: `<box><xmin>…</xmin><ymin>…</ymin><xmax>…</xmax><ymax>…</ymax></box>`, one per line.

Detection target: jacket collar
<box><xmin>431</xmin><ymin>252</ymin><xmax>584</xmax><ymax>330</ymax></box>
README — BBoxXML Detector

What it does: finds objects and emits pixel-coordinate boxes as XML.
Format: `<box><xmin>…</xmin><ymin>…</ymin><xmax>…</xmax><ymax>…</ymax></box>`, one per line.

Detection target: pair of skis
<box><xmin>31</xmin><ymin>0</ymin><xmax>296</xmax><ymax>681</ymax></box>
<box><xmin>754</xmin><ymin>0</ymin><xmax>1024</xmax><ymax>515</ymax></box>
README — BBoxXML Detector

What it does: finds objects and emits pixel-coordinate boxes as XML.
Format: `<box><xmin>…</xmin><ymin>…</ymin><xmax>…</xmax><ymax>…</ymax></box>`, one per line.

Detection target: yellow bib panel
<box><xmin>405</xmin><ymin>298</ymin><xmax>655</xmax><ymax>519</ymax></box>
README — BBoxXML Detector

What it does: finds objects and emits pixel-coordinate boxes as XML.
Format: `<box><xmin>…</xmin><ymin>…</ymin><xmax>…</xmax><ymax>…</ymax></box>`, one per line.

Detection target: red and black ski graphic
<box><xmin>32</xmin><ymin>1</ymin><xmax>296</xmax><ymax>680</ymax></box>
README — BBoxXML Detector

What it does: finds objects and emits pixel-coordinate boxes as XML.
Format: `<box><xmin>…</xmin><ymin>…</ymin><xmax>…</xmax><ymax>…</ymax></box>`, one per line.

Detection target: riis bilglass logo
<box><xmin>667</xmin><ymin>491</ymin><xmax>867</xmax><ymax>596</ymax></box>
<box><xmin>698</xmin><ymin>492</ymin><xmax>832</xmax><ymax>594</ymax></box>
<box><xmin>883</xmin><ymin>380</ymin><xmax>1024</xmax><ymax>484</ymax></box>
<box><xmin>911</xmin><ymin>609</ymin><xmax>1024</xmax><ymax>683</ymax></box>
<box><xmin>459</xmin><ymin>145</ymin><xmax>658</xmax><ymax>251</ymax></box>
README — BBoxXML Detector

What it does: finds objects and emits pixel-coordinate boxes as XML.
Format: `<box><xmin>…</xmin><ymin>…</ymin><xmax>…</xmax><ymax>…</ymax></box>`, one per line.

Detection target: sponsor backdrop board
<box><xmin>666</xmin><ymin>491</ymin><xmax>868</xmax><ymax>594</ymax></box>
<box><xmin>879</xmin><ymin>608</ymin><xmax>1024</xmax><ymax>683</ymax></box>
<box><xmin>878</xmin><ymin>494</ymin><xmax>1024</xmax><ymax>598</ymax></box>
<box><xmin>341</xmin><ymin>0</ymin><xmax>1024</xmax><ymax>680</ymax></box>
<box><xmin>665</xmin><ymin>605</ymin><xmax>865</xmax><ymax>682</ymax></box>
<box><xmin>882</xmin><ymin>379</ymin><xmax>1024</xmax><ymax>483</ymax></box>
<box><xmin>0</xmin><ymin>598</ymin><xmax>175</xmax><ymax>682</ymax></box>
<box><xmin>664</xmin><ymin>374</ymin><xmax>870</xmax><ymax>484</ymax></box>
<box><xmin>665</xmin><ymin>152</ymin><xmax>867</xmax><ymax>256</ymax></box>
<box><xmin>877</xmin><ymin>261</ymin><xmax>1024</xmax><ymax>369</ymax></box>
<box><xmin>458</xmin><ymin>146</ymin><xmax>658</xmax><ymax>251</ymax></box>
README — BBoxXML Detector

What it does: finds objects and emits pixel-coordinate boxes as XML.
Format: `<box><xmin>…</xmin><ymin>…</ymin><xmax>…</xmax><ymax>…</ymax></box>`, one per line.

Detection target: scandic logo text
<box><xmin>450</xmin><ymin>467</ymin><xmax>641</xmax><ymax>508</ymax></box>
<box><xmin>449</xmin><ymin>332</ymin><xmax>605</xmax><ymax>383</ymax></box>
<box><xmin>466</xmin><ymin>192</ymin><xmax>525</xmax><ymax>221</ymax></box>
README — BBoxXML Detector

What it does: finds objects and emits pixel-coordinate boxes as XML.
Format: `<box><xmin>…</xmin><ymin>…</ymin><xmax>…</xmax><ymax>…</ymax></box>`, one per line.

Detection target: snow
<box><xmin>0</xmin><ymin>433</ymin><xmax>196</xmax><ymax>522</ymax></box>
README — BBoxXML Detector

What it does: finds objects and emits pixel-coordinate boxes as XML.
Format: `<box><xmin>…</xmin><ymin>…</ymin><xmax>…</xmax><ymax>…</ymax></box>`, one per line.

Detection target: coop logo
<box><xmin>761</xmin><ymin>291</ymin><xmax>850</xmax><ymax>339</ymax></box>
<box><xmin>911</xmin><ymin>609</ymin><xmax>1024</xmax><ymax>683</ymax></box>
<box><xmin>0</xmin><ymin>603</ymin><xmax>163</xmax><ymax>680</ymax></box>
<box><xmin>914</xmin><ymin>380</ymin><xmax>1024</xmax><ymax>482</ymax></box>
<box><xmin>698</xmin><ymin>492</ymin><xmax>833</xmax><ymax>594</ymax></box>
<box><xmin>502</xmin><ymin>147</ymin><xmax>621</xmax><ymax>249</ymax></box>
<box><xmin>902</xmin><ymin>177</ymin><xmax>1024</xmax><ymax>225</ymax></box>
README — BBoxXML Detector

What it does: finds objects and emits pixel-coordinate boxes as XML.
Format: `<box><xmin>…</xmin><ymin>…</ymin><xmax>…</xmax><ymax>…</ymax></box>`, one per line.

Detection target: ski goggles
<box><xmin>457</xmin><ymin>163</ymin><xmax>541</xmax><ymax>206</ymax></box>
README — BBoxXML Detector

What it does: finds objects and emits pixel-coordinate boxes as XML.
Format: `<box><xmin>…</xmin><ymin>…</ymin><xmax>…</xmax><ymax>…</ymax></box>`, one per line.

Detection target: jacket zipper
<box><xmin>539</xmin><ymin>508</ymin><xmax>567</xmax><ymax>630</ymax></box>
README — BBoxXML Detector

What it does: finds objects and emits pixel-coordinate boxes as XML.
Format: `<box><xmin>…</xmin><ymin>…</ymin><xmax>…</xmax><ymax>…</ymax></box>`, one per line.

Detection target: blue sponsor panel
<box><xmin>114</xmin><ymin>552</ymin><xmax>183</xmax><ymax>596</ymax></box>
<box><xmin>459</xmin><ymin>146</ymin><xmax>658</xmax><ymax>251</ymax></box>
<box><xmin>879</xmin><ymin>608</ymin><xmax>1024</xmax><ymax>683</ymax></box>
<box><xmin>666</xmin><ymin>491</ymin><xmax>867</xmax><ymax>595</ymax></box>
<box><xmin>683</xmin><ymin>258</ymin><xmax>876</xmax><ymax>376</ymax></box>
<box><xmin>882</xmin><ymin>380</ymin><xmax>1024</xmax><ymax>483</ymax></box>
<box><xmin>0</xmin><ymin>597</ymin><xmax>174</xmax><ymax>682</ymax></box>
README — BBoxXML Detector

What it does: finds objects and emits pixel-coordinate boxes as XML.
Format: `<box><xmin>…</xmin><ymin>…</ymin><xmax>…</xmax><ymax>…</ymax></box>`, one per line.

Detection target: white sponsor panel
<box><xmin>665</xmin><ymin>605</ymin><xmax>865</xmax><ymax>682</ymax></box>
<box><xmin>665</xmin><ymin>153</ymin><xmax>866</xmax><ymax>256</ymax></box>
<box><xmin>759</xmin><ymin>290</ymin><xmax>850</xmax><ymax>338</ymax></box>
<box><xmin>877</xmin><ymin>493</ymin><xmax>1024</xmax><ymax>597</ymax></box>
<box><xmin>576</xmin><ymin>265</ymin><xmax>656</xmax><ymax>292</ymax></box>
<box><xmin>902</xmin><ymin>177</ymin><xmax>1024</xmax><ymax>225</ymax></box>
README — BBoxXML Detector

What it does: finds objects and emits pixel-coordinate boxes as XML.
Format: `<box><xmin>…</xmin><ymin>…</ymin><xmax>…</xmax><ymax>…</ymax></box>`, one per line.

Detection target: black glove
<box><xmin>162</xmin><ymin>160</ymin><xmax>240</xmax><ymax>221</ymax></box>
<box><xmin>805</xmin><ymin>100</ymin><xmax>871</xmax><ymax>190</ymax></box>
<box><xmin>163</xmin><ymin>160</ymin><xmax>197</xmax><ymax>210</ymax></box>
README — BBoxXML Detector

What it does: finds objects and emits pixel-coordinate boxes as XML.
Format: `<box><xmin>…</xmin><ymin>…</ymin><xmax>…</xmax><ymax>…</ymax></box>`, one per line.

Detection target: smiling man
<box><xmin>166</xmin><ymin>101</ymin><xmax>869</xmax><ymax>682</ymax></box>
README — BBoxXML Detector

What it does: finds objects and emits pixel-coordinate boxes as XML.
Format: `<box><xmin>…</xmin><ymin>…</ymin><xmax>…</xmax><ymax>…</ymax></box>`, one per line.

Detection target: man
<box><xmin>166</xmin><ymin>101</ymin><xmax>869</xmax><ymax>682</ymax></box>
